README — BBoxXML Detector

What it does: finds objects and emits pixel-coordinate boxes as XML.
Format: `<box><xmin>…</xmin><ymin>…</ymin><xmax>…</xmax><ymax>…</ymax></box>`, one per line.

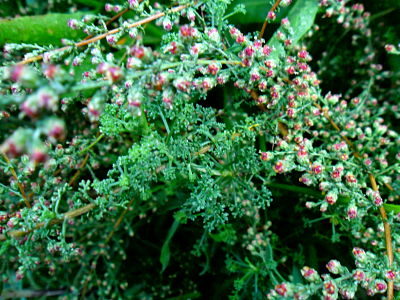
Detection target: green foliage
<box><xmin>0</xmin><ymin>0</ymin><xmax>399</xmax><ymax>299</ymax></box>
<box><xmin>0</xmin><ymin>12</ymin><xmax>86</xmax><ymax>46</ymax></box>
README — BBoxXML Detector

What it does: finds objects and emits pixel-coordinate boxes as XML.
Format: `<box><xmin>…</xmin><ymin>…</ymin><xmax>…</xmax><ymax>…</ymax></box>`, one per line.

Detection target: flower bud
<box><xmin>162</xmin><ymin>18</ymin><xmax>173</xmax><ymax>31</ymax></box>
<box><xmin>352</xmin><ymin>247</ymin><xmax>367</xmax><ymax>262</ymax></box>
<box><xmin>43</xmin><ymin>118</ymin><xmax>66</xmax><ymax>142</ymax></box>
<box><xmin>325</xmin><ymin>191</ymin><xmax>338</xmax><ymax>205</ymax></box>
<box><xmin>326</xmin><ymin>259</ymin><xmax>342</xmax><ymax>274</ymax></box>
<box><xmin>301</xmin><ymin>266</ymin><xmax>320</xmax><ymax>282</ymax></box>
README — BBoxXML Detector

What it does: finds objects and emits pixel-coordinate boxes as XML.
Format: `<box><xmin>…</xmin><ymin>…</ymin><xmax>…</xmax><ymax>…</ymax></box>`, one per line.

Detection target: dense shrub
<box><xmin>0</xmin><ymin>0</ymin><xmax>399</xmax><ymax>298</ymax></box>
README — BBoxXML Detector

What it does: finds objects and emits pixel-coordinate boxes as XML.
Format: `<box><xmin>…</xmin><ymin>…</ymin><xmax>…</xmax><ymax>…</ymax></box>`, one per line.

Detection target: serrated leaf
<box><xmin>0</xmin><ymin>12</ymin><xmax>87</xmax><ymax>46</ymax></box>
<box><xmin>160</xmin><ymin>219</ymin><xmax>180</xmax><ymax>273</ymax></box>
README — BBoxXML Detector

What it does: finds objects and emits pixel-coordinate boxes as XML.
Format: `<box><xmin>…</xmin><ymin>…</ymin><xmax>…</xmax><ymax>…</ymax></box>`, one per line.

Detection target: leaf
<box><xmin>143</xmin><ymin>24</ymin><xmax>164</xmax><ymax>45</ymax></box>
<box><xmin>0</xmin><ymin>240</ymin><xmax>10</xmax><ymax>255</ymax></box>
<box><xmin>384</xmin><ymin>203</ymin><xmax>400</xmax><ymax>214</ymax></box>
<box><xmin>291</xmin><ymin>265</ymin><xmax>303</xmax><ymax>284</ymax></box>
<box><xmin>228</xmin><ymin>0</ymin><xmax>271</xmax><ymax>24</ymax></box>
<box><xmin>160</xmin><ymin>218</ymin><xmax>180</xmax><ymax>273</ymax></box>
<box><xmin>209</xmin><ymin>224</ymin><xmax>236</xmax><ymax>242</ymax></box>
<box><xmin>228</xmin><ymin>0</ymin><xmax>292</xmax><ymax>24</ymax></box>
<box><xmin>0</xmin><ymin>12</ymin><xmax>87</xmax><ymax>46</ymax></box>
<box><xmin>74</xmin><ymin>0</ymin><xmax>104</xmax><ymax>9</ymax></box>
<box><xmin>268</xmin><ymin>0</ymin><xmax>319</xmax><ymax>59</ymax></box>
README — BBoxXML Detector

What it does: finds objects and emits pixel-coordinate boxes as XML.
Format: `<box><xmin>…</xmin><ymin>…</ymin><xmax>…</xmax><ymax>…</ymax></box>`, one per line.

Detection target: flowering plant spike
<box><xmin>0</xmin><ymin>0</ymin><xmax>399</xmax><ymax>298</ymax></box>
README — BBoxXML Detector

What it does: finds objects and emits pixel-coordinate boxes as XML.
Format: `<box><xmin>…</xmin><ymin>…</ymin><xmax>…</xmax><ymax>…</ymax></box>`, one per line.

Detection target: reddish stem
<box><xmin>259</xmin><ymin>0</ymin><xmax>283</xmax><ymax>39</ymax></box>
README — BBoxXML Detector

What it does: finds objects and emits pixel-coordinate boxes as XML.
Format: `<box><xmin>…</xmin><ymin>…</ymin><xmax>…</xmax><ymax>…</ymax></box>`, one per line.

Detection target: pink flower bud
<box><xmin>325</xmin><ymin>191</ymin><xmax>337</xmax><ymax>205</ymax></box>
<box><xmin>352</xmin><ymin>247</ymin><xmax>367</xmax><ymax>262</ymax></box>
<box><xmin>162</xmin><ymin>18</ymin><xmax>172</xmax><ymax>31</ymax></box>
<box><xmin>347</xmin><ymin>205</ymin><xmax>358</xmax><ymax>219</ymax></box>
<box><xmin>105</xmin><ymin>3</ymin><xmax>113</xmax><ymax>12</ymax></box>
<box><xmin>187</xmin><ymin>9</ymin><xmax>196</xmax><ymax>21</ymax></box>
<box><xmin>274</xmin><ymin>283</ymin><xmax>287</xmax><ymax>296</ymax></box>
<box><xmin>67</xmin><ymin>19</ymin><xmax>78</xmax><ymax>29</ymax></box>
<box><xmin>385</xmin><ymin>44</ymin><xmax>395</xmax><ymax>53</ymax></box>
<box><xmin>267</xmin><ymin>11</ymin><xmax>276</xmax><ymax>21</ymax></box>
<box><xmin>323</xmin><ymin>281</ymin><xmax>336</xmax><ymax>294</ymax></box>
<box><xmin>301</xmin><ymin>266</ymin><xmax>320</xmax><ymax>282</ymax></box>
<box><xmin>31</xmin><ymin>148</ymin><xmax>48</xmax><ymax>164</ymax></box>
<box><xmin>312</xmin><ymin>164</ymin><xmax>323</xmax><ymax>174</ymax></box>
<box><xmin>207</xmin><ymin>64</ymin><xmax>219</xmax><ymax>75</ymax></box>
<box><xmin>375</xmin><ymin>280</ymin><xmax>387</xmax><ymax>293</ymax></box>
<box><xmin>180</xmin><ymin>25</ymin><xmax>194</xmax><ymax>37</ymax></box>
<box><xmin>106</xmin><ymin>35</ymin><xmax>117</xmax><ymax>45</ymax></box>
<box><xmin>352</xmin><ymin>270</ymin><xmax>365</xmax><ymax>281</ymax></box>
<box><xmin>207</xmin><ymin>28</ymin><xmax>220</xmax><ymax>42</ymax></box>
<box><xmin>128</xmin><ymin>0</ymin><xmax>139</xmax><ymax>9</ymax></box>
<box><xmin>326</xmin><ymin>259</ymin><xmax>342</xmax><ymax>274</ymax></box>
<box><xmin>273</xmin><ymin>161</ymin><xmax>285</xmax><ymax>173</ymax></box>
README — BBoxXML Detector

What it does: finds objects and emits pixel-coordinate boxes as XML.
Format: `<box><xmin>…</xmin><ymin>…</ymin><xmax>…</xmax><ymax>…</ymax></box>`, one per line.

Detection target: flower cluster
<box><xmin>0</xmin><ymin>0</ymin><xmax>399</xmax><ymax>298</ymax></box>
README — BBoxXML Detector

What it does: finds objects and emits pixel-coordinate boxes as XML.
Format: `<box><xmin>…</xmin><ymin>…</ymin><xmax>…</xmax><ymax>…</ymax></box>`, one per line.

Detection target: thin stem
<box><xmin>105</xmin><ymin>197</ymin><xmax>135</xmax><ymax>243</ymax></box>
<box><xmin>1</xmin><ymin>152</ymin><xmax>31</xmax><ymax>208</ymax></box>
<box><xmin>369</xmin><ymin>174</ymin><xmax>394</xmax><ymax>266</ymax></box>
<box><xmin>68</xmin><ymin>154</ymin><xmax>90</xmax><ymax>187</ymax></box>
<box><xmin>258</xmin><ymin>0</ymin><xmax>282</xmax><ymax>39</ymax></box>
<box><xmin>82</xmin><ymin>8</ymin><xmax>130</xmax><ymax>42</ymax></box>
<box><xmin>314</xmin><ymin>99</ymin><xmax>395</xmax><ymax>299</ymax></box>
<box><xmin>81</xmin><ymin>197</ymin><xmax>135</xmax><ymax>298</ymax></box>
<box><xmin>16</xmin><ymin>4</ymin><xmax>190</xmax><ymax>65</ymax></box>
<box><xmin>0</xmin><ymin>203</ymin><xmax>95</xmax><ymax>241</ymax></box>
<box><xmin>79</xmin><ymin>133</ymin><xmax>105</xmax><ymax>155</ymax></box>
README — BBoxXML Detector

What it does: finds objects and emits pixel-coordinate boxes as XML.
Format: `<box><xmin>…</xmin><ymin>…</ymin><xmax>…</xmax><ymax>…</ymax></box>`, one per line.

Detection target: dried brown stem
<box><xmin>17</xmin><ymin>4</ymin><xmax>189</xmax><ymax>65</ymax></box>
<box><xmin>1</xmin><ymin>152</ymin><xmax>31</xmax><ymax>208</ymax></box>
<box><xmin>259</xmin><ymin>0</ymin><xmax>282</xmax><ymax>39</ymax></box>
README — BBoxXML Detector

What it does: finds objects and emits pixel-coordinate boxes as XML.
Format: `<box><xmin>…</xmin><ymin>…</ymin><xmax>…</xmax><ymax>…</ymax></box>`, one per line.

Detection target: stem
<box><xmin>79</xmin><ymin>134</ymin><xmax>105</xmax><ymax>155</ymax></box>
<box><xmin>258</xmin><ymin>0</ymin><xmax>282</xmax><ymax>39</ymax></box>
<box><xmin>369</xmin><ymin>174</ymin><xmax>394</xmax><ymax>299</ymax></box>
<box><xmin>314</xmin><ymin>100</ymin><xmax>395</xmax><ymax>299</ymax></box>
<box><xmin>81</xmin><ymin>197</ymin><xmax>135</xmax><ymax>298</ymax></box>
<box><xmin>16</xmin><ymin>4</ymin><xmax>190</xmax><ymax>65</ymax></box>
<box><xmin>249</xmin><ymin>90</ymin><xmax>288</xmax><ymax>136</ymax></box>
<box><xmin>82</xmin><ymin>7</ymin><xmax>130</xmax><ymax>42</ymax></box>
<box><xmin>1</xmin><ymin>152</ymin><xmax>31</xmax><ymax>208</ymax></box>
<box><xmin>0</xmin><ymin>203</ymin><xmax>95</xmax><ymax>241</ymax></box>
<box><xmin>68</xmin><ymin>154</ymin><xmax>90</xmax><ymax>187</ymax></box>
<box><xmin>105</xmin><ymin>197</ymin><xmax>135</xmax><ymax>243</ymax></box>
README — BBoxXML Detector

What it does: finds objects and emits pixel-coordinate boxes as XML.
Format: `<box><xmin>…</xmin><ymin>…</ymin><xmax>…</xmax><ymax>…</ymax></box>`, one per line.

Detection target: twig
<box><xmin>82</xmin><ymin>8</ymin><xmax>130</xmax><ymax>41</ymax></box>
<box><xmin>0</xmin><ymin>203</ymin><xmax>95</xmax><ymax>241</ymax></box>
<box><xmin>369</xmin><ymin>174</ymin><xmax>394</xmax><ymax>299</ymax></box>
<box><xmin>259</xmin><ymin>0</ymin><xmax>282</xmax><ymax>39</ymax></box>
<box><xmin>1</xmin><ymin>152</ymin><xmax>31</xmax><ymax>208</ymax></box>
<box><xmin>105</xmin><ymin>197</ymin><xmax>135</xmax><ymax>243</ymax></box>
<box><xmin>80</xmin><ymin>197</ymin><xmax>135</xmax><ymax>298</ymax></box>
<box><xmin>79</xmin><ymin>133</ymin><xmax>105</xmax><ymax>155</ymax></box>
<box><xmin>17</xmin><ymin>4</ymin><xmax>190</xmax><ymax>65</ymax></box>
<box><xmin>68</xmin><ymin>154</ymin><xmax>90</xmax><ymax>186</ymax></box>
<box><xmin>249</xmin><ymin>90</ymin><xmax>288</xmax><ymax>136</ymax></box>
<box><xmin>314</xmin><ymin>100</ymin><xmax>395</xmax><ymax>300</ymax></box>
<box><xmin>1</xmin><ymin>289</ymin><xmax>67</xmax><ymax>298</ymax></box>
